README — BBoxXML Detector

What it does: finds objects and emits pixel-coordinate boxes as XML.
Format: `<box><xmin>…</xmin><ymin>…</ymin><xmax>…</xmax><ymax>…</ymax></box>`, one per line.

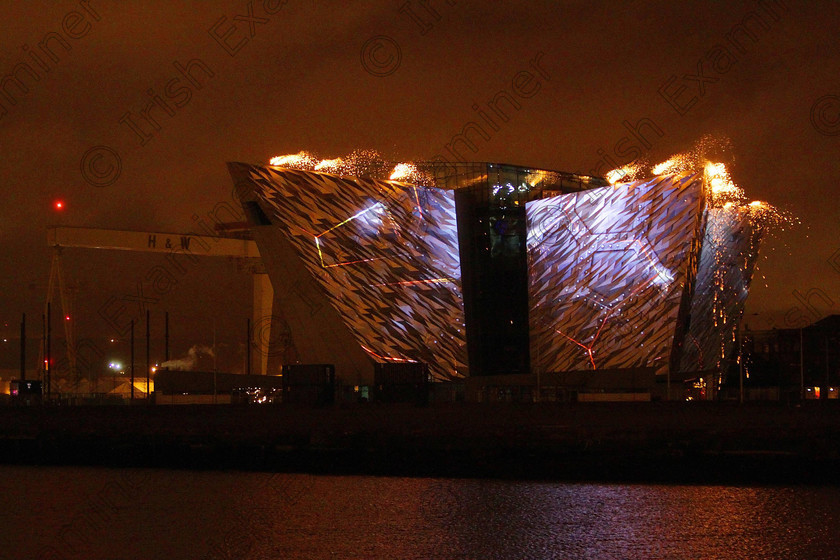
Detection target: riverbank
<box><xmin>1</xmin><ymin>402</ymin><xmax>838</xmax><ymax>484</ymax></box>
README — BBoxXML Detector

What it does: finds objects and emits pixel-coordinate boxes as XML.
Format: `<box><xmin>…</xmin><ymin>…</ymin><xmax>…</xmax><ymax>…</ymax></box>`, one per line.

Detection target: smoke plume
<box><xmin>160</xmin><ymin>344</ymin><xmax>215</xmax><ymax>371</ymax></box>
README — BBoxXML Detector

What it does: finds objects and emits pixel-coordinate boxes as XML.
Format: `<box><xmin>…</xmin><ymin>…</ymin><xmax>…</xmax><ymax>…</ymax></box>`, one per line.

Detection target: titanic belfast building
<box><xmin>228</xmin><ymin>161</ymin><xmax>761</xmax><ymax>387</ymax></box>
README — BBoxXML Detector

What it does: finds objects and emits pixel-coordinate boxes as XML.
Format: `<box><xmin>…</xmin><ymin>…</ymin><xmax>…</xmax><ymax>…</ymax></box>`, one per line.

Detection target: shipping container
<box><xmin>282</xmin><ymin>364</ymin><xmax>335</xmax><ymax>405</ymax></box>
<box><xmin>373</xmin><ymin>363</ymin><xmax>430</xmax><ymax>405</ymax></box>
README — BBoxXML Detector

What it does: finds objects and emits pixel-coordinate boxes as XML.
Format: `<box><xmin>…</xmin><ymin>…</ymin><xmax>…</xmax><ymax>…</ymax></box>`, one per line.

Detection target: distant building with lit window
<box><xmin>739</xmin><ymin>315</ymin><xmax>840</xmax><ymax>401</ymax></box>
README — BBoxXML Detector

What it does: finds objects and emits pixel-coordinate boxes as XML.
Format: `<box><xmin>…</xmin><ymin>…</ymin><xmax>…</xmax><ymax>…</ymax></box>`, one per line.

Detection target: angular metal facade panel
<box><xmin>526</xmin><ymin>174</ymin><xmax>705</xmax><ymax>374</ymax></box>
<box><xmin>233</xmin><ymin>165</ymin><xmax>467</xmax><ymax>381</ymax></box>
<box><xmin>678</xmin><ymin>207</ymin><xmax>761</xmax><ymax>374</ymax></box>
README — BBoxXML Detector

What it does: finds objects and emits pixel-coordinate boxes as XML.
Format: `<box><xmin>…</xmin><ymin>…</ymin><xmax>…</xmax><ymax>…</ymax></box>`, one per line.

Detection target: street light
<box><xmin>108</xmin><ymin>361</ymin><xmax>125</xmax><ymax>393</ymax></box>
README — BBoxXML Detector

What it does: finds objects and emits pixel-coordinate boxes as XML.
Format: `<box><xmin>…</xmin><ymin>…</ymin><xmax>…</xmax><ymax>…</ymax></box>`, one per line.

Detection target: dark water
<box><xmin>3</xmin><ymin>466</ymin><xmax>840</xmax><ymax>559</ymax></box>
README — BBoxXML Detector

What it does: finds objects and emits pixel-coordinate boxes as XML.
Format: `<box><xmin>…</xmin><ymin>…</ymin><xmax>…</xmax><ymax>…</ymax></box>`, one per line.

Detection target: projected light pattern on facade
<box><xmin>526</xmin><ymin>174</ymin><xmax>705</xmax><ymax>374</ymax></box>
<box><xmin>679</xmin><ymin>206</ymin><xmax>762</xmax><ymax>375</ymax></box>
<box><xmin>231</xmin><ymin>155</ymin><xmax>771</xmax><ymax>387</ymax></box>
<box><xmin>233</xmin><ymin>165</ymin><xmax>466</xmax><ymax>380</ymax></box>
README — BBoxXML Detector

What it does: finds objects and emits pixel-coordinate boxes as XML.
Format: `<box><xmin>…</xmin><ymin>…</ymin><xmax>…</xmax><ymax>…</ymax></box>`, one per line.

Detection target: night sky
<box><xmin>1</xmin><ymin>0</ymin><xmax>838</xmax><ymax>372</ymax></box>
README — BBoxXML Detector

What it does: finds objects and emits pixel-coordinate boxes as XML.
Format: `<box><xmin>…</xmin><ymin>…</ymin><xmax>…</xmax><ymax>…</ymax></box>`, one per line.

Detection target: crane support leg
<box><xmin>252</xmin><ymin>273</ymin><xmax>273</xmax><ymax>375</ymax></box>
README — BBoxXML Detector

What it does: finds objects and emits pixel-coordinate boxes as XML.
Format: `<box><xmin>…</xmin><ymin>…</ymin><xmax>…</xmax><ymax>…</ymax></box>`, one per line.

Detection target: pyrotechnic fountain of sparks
<box><xmin>269</xmin><ymin>149</ymin><xmax>403</xmax><ymax>179</ymax></box>
<box><xmin>389</xmin><ymin>163</ymin><xmax>415</xmax><ymax>181</ymax></box>
<box><xmin>313</xmin><ymin>158</ymin><xmax>344</xmax><ymax>172</ymax></box>
<box><xmin>269</xmin><ymin>150</ymin><xmax>438</xmax><ymax>188</ymax></box>
<box><xmin>704</xmin><ymin>161</ymin><xmax>745</xmax><ymax>206</ymax></box>
<box><xmin>269</xmin><ymin>151</ymin><xmax>317</xmax><ymax>168</ymax></box>
<box><xmin>644</xmin><ymin>144</ymin><xmax>795</xmax><ymax>392</ymax></box>
<box><xmin>389</xmin><ymin>162</ymin><xmax>434</xmax><ymax>186</ymax></box>
<box><xmin>605</xmin><ymin>163</ymin><xmax>644</xmax><ymax>185</ymax></box>
<box><xmin>607</xmin><ymin>136</ymin><xmax>796</xmax><ymax>393</ymax></box>
<box><xmin>650</xmin><ymin>157</ymin><xmax>683</xmax><ymax>176</ymax></box>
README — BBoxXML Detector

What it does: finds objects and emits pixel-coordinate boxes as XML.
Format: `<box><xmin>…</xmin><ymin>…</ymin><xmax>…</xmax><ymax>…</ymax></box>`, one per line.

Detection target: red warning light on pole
<box><xmin>54</xmin><ymin>200</ymin><xmax>65</xmax><ymax>210</ymax></box>
<box><xmin>65</xmin><ymin>315</ymin><xmax>71</xmax><ymax>321</ymax></box>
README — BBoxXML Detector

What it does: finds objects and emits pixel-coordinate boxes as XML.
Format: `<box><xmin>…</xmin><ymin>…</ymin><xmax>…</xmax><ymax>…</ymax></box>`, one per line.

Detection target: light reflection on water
<box><xmin>3</xmin><ymin>466</ymin><xmax>839</xmax><ymax>559</ymax></box>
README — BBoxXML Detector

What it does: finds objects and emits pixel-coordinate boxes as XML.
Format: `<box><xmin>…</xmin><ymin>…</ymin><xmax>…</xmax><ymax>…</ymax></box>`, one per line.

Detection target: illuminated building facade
<box><xmin>228</xmin><ymin>161</ymin><xmax>761</xmax><ymax>386</ymax></box>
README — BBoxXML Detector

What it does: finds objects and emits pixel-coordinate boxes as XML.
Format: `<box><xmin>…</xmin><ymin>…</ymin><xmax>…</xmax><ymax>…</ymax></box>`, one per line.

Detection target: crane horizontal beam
<box><xmin>47</xmin><ymin>227</ymin><xmax>260</xmax><ymax>259</ymax></box>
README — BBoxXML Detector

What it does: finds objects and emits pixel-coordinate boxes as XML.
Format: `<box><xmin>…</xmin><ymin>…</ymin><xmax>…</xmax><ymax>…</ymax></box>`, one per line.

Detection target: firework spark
<box><xmin>704</xmin><ymin>161</ymin><xmax>745</xmax><ymax>206</ymax></box>
<box><xmin>269</xmin><ymin>151</ymin><xmax>317</xmax><ymax>168</ymax></box>
<box><xmin>270</xmin><ymin>138</ymin><xmax>796</xmax><ymax>236</ymax></box>
<box><xmin>389</xmin><ymin>163</ymin><xmax>418</xmax><ymax>181</ymax></box>
<box><xmin>270</xmin><ymin>149</ymin><xmax>395</xmax><ymax>179</ymax></box>
<box><xmin>605</xmin><ymin>163</ymin><xmax>644</xmax><ymax>184</ymax></box>
<box><xmin>389</xmin><ymin>162</ymin><xmax>434</xmax><ymax>186</ymax></box>
<box><xmin>313</xmin><ymin>158</ymin><xmax>344</xmax><ymax>172</ymax></box>
<box><xmin>607</xmin><ymin>136</ymin><xmax>797</xmax><ymax>388</ymax></box>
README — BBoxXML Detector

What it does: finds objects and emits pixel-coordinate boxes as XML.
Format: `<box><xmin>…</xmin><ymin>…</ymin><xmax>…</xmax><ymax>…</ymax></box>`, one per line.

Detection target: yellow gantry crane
<box><xmin>46</xmin><ymin>226</ymin><xmax>274</xmax><ymax>376</ymax></box>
